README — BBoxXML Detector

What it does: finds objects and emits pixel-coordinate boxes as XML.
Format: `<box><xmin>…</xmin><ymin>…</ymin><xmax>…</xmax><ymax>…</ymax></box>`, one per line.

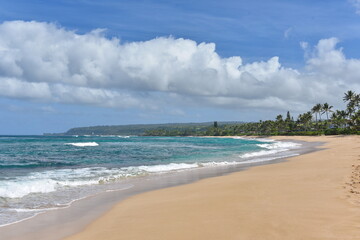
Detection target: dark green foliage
<box><xmin>324</xmin><ymin>128</ymin><xmax>360</xmax><ymax>135</ymax></box>
<box><xmin>55</xmin><ymin>91</ymin><xmax>360</xmax><ymax>137</ymax></box>
<box><xmin>64</xmin><ymin>123</ymin><xmax>217</xmax><ymax>136</ymax></box>
<box><xmin>143</xmin><ymin>90</ymin><xmax>359</xmax><ymax>136</ymax></box>
<box><xmin>61</xmin><ymin>122</ymin><xmax>244</xmax><ymax>136</ymax></box>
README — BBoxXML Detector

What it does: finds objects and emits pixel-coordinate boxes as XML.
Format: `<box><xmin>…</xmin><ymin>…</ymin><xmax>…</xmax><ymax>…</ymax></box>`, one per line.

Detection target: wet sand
<box><xmin>63</xmin><ymin>135</ymin><xmax>360</xmax><ymax>240</ymax></box>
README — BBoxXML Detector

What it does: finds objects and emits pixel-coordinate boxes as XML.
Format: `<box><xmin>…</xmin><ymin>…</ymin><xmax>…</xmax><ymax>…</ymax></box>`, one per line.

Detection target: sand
<box><xmin>65</xmin><ymin>135</ymin><xmax>360</xmax><ymax>240</ymax></box>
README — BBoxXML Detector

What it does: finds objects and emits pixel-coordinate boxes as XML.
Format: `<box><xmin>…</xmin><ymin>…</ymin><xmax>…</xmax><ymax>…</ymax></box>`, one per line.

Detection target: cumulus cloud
<box><xmin>0</xmin><ymin>20</ymin><xmax>359</xmax><ymax>113</ymax></box>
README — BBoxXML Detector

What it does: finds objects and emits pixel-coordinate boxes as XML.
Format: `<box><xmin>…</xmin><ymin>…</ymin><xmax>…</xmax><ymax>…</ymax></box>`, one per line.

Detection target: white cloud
<box><xmin>284</xmin><ymin>27</ymin><xmax>292</xmax><ymax>39</ymax></box>
<box><xmin>350</xmin><ymin>0</ymin><xmax>360</xmax><ymax>14</ymax></box>
<box><xmin>300</xmin><ymin>41</ymin><xmax>308</xmax><ymax>50</ymax></box>
<box><xmin>0</xmin><ymin>77</ymin><xmax>52</xmax><ymax>99</ymax></box>
<box><xmin>0</xmin><ymin>21</ymin><xmax>359</xmax><ymax>113</ymax></box>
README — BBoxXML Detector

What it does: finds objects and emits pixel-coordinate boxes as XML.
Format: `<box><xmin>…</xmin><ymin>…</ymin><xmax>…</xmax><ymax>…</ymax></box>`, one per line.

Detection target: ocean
<box><xmin>0</xmin><ymin>135</ymin><xmax>301</xmax><ymax>227</ymax></box>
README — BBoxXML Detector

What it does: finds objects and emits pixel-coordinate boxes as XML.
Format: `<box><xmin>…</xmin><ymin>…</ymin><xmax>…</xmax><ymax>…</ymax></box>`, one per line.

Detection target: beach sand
<box><xmin>64</xmin><ymin>135</ymin><xmax>360</xmax><ymax>240</ymax></box>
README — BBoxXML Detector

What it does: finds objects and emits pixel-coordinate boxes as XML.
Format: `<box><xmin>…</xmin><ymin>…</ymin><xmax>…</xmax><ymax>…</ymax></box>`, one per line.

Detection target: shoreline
<box><xmin>0</xmin><ymin>136</ymin><xmax>319</xmax><ymax>240</ymax></box>
<box><xmin>2</xmin><ymin>136</ymin><xmax>358</xmax><ymax>239</ymax></box>
<box><xmin>63</xmin><ymin>135</ymin><xmax>360</xmax><ymax>240</ymax></box>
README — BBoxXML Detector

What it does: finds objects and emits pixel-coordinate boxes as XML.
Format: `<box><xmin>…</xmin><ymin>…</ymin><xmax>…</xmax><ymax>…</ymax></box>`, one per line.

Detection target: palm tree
<box><xmin>352</xmin><ymin>110</ymin><xmax>360</xmax><ymax>130</ymax></box>
<box><xmin>303</xmin><ymin>112</ymin><xmax>313</xmax><ymax>130</ymax></box>
<box><xmin>354</xmin><ymin>94</ymin><xmax>360</xmax><ymax>111</ymax></box>
<box><xmin>311</xmin><ymin>103</ymin><xmax>322</xmax><ymax>122</ymax></box>
<box><xmin>343</xmin><ymin>90</ymin><xmax>356</xmax><ymax>102</ymax></box>
<box><xmin>322</xmin><ymin>103</ymin><xmax>333</xmax><ymax>120</ymax></box>
<box><xmin>298</xmin><ymin>111</ymin><xmax>312</xmax><ymax>131</ymax></box>
<box><xmin>331</xmin><ymin>110</ymin><xmax>348</xmax><ymax>129</ymax></box>
<box><xmin>344</xmin><ymin>91</ymin><xmax>359</xmax><ymax>122</ymax></box>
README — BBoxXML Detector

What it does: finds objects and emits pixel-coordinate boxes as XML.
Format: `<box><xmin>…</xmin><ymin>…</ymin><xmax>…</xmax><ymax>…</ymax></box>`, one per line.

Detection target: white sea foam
<box><xmin>65</xmin><ymin>142</ymin><xmax>99</xmax><ymax>147</ymax></box>
<box><xmin>0</xmin><ymin>169</ymin><xmax>104</xmax><ymax>198</ymax></box>
<box><xmin>240</xmin><ymin>149</ymin><xmax>288</xmax><ymax>158</ymax></box>
<box><xmin>0</xmin><ymin>179</ymin><xmax>57</xmax><ymax>198</ymax></box>
<box><xmin>0</xmin><ymin>177</ymin><xmax>103</xmax><ymax>199</ymax></box>
<box><xmin>241</xmin><ymin>153</ymin><xmax>300</xmax><ymax>164</ymax></box>
<box><xmin>0</xmin><ymin>162</ymin><xmax>228</xmax><ymax>198</ymax></box>
<box><xmin>12</xmin><ymin>207</ymin><xmax>58</xmax><ymax>213</ymax></box>
<box><xmin>240</xmin><ymin>141</ymin><xmax>301</xmax><ymax>159</ymax></box>
<box><xmin>0</xmin><ymin>152</ymin><xmax>280</xmax><ymax>199</ymax></box>
<box><xmin>257</xmin><ymin>141</ymin><xmax>301</xmax><ymax>150</ymax></box>
<box><xmin>137</xmin><ymin>163</ymin><xmax>199</xmax><ymax>173</ymax></box>
<box><xmin>0</xmin><ymin>183</ymin><xmax>134</xmax><ymax>228</ymax></box>
<box><xmin>201</xmin><ymin>161</ymin><xmax>239</xmax><ymax>166</ymax></box>
<box><xmin>0</xmin><ymin>140</ymin><xmax>302</xmax><ymax>199</ymax></box>
<box><xmin>0</xmin><ymin>164</ymin><xmax>196</xmax><ymax>198</ymax></box>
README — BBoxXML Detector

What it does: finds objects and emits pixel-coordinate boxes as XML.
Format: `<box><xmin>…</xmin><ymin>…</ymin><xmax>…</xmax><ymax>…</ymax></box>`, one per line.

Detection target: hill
<box><xmin>54</xmin><ymin>122</ymin><xmax>239</xmax><ymax>136</ymax></box>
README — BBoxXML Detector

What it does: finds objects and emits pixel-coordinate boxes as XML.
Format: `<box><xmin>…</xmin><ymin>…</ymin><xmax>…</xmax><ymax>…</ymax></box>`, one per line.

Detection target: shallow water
<box><xmin>0</xmin><ymin>135</ymin><xmax>302</xmax><ymax>227</ymax></box>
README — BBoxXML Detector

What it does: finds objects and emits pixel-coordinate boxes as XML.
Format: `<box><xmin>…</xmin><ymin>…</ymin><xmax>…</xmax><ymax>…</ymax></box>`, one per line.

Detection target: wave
<box><xmin>0</xmin><ymin>140</ymin><xmax>302</xmax><ymax>199</ymax></box>
<box><xmin>239</xmin><ymin>140</ymin><xmax>301</xmax><ymax>159</ymax></box>
<box><xmin>0</xmin><ymin>152</ymin><xmax>294</xmax><ymax>199</ymax></box>
<box><xmin>0</xmin><ymin>167</ymin><xmax>135</xmax><ymax>198</ymax></box>
<box><xmin>0</xmin><ymin>179</ymin><xmax>58</xmax><ymax>198</ymax></box>
<box><xmin>0</xmin><ymin>163</ymin><xmax>214</xmax><ymax>198</ymax></box>
<box><xmin>257</xmin><ymin>141</ymin><xmax>301</xmax><ymax>150</ymax></box>
<box><xmin>0</xmin><ymin>183</ymin><xmax>134</xmax><ymax>228</ymax></box>
<box><xmin>65</xmin><ymin>142</ymin><xmax>99</xmax><ymax>147</ymax></box>
<box><xmin>240</xmin><ymin>149</ymin><xmax>288</xmax><ymax>158</ymax></box>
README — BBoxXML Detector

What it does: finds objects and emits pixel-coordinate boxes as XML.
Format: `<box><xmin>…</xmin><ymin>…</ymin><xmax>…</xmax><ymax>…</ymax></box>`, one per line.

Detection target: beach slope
<box><xmin>65</xmin><ymin>136</ymin><xmax>360</xmax><ymax>240</ymax></box>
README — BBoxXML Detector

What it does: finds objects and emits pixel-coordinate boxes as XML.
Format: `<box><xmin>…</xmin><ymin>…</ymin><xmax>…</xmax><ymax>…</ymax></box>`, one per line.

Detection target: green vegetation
<box><xmin>55</xmin><ymin>91</ymin><xmax>360</xmax><ymax>137</ymax></box>
<box><xmin>144</xmin><ymin>91</ymin><xmax>360</xmax><ymax>136</ymax></box>
<box><xmin>60</xmin><ymin>122</ymin><xmax>241</xmax><ymax>136</ymax></box>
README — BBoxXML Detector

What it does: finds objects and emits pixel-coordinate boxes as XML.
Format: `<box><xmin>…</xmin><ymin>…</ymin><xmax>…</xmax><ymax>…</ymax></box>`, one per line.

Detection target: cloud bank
<box><xmin>0</xmin><ymin>21</ymin><xmax>359</xmax><ymax>112</ymax></box>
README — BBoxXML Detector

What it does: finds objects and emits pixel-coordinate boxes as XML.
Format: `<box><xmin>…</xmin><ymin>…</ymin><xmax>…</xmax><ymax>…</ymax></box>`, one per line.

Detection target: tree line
<box><xmin>145</xmin><ymin>91</ymin><xmax>360</xmax><ymax>136</ymax></box>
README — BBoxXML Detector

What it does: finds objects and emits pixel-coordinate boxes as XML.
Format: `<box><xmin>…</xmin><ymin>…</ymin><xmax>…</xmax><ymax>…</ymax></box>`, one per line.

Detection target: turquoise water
<box><xmin>0</xmin><ymin>135</ymin><xmax>300</xmax><ymax>226</ymax></box>
<box><xmin>0</xmin><ymin>136</ymin><xmax>262</xmax><ymax>170</ymax></box>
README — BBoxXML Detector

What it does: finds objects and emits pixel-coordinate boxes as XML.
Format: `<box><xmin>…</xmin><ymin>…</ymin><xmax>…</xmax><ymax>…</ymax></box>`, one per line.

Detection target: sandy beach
<box><xmin>63</xmin><ymin>135</ymin><xmax>360</xmax><ymax>240</ymax></box>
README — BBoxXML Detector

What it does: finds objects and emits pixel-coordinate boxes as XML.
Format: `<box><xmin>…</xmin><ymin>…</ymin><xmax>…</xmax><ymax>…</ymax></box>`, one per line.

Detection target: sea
<box><xmin>0</xmin><ymin>135</ymin><xmax>302</xmax><ymax>227</ymax></box>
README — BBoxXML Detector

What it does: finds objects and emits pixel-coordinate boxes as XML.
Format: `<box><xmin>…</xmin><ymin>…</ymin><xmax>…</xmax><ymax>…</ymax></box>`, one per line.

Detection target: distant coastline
<box><xmin>43</xmin><ymin>121</ymin><xmax>241</xmax><ymax>136</ymax></box>
<box><xmin>48</xmin><ymin>91</ymin><xmax>360</xmax><ymax>137</ymax></box>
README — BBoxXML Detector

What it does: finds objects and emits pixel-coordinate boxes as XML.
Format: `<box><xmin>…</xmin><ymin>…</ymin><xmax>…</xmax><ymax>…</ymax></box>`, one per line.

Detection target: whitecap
<box><xmin>65</xmin><ymin>142</ymin><xmax>99</xmax><ymax>147</ymax></box>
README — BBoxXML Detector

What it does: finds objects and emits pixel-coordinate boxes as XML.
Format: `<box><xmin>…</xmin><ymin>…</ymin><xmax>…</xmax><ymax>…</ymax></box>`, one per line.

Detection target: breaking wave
<box><xmin>65</xmin><ymin>142</ymin><xmax>99</xmax><ymax>147</ymax></box>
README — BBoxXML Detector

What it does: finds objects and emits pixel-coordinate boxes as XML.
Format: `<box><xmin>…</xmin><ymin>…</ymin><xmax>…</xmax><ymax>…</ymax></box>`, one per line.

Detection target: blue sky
<box><xmin>0</xmin><ymin>0</ymin><xmax>360</xmax><ymax>134</ymax></box>
<box><xmin>3</xmin><ymin>0</ymin><xmax>360</xmax><ymax>63</ymax></box>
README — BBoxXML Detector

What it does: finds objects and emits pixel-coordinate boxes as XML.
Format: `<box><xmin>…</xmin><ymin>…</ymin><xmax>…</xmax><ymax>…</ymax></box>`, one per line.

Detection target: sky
<box><xmin>0</xmin><ymin>0</ymin><xmax>360</xmax><ymax>134</ymax></box>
